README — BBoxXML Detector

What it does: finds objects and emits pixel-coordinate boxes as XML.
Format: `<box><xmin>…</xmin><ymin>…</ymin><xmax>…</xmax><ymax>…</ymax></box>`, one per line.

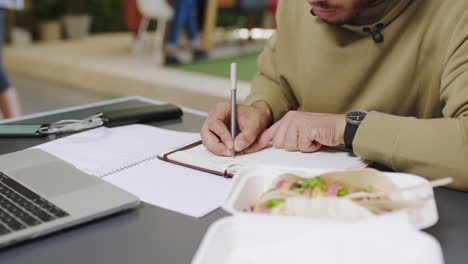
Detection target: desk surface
<box><xmin>0</xmin><ymin>97</ymin><xmax>465</xmax><ymax>264</ymax></box>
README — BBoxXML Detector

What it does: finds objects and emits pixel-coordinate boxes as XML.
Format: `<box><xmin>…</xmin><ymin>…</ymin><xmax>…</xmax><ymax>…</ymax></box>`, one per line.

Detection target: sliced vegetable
<box><xmin>361</xmin><ymin>185</ymin><xmax>373</xmax><ymax>193</ymax></box>
<box><xmin>292</xmin><ymin>177</ymin><xmax>323</xmax><ymax>194</ymax></box>
<box><xmin>293</xmin><ymin>187</ymin><xmax>304</xmax><ymax>194</ymax></box>
<box><xmin>275</xmin><ymin>179</ymin><xmax>288</xmax><ymax>190</ymax></box>
<box><xmin>264</xmin><ymin>199</ymin><xmax>285</xmax><ymax>209</ymax></box>
<box><xmin>279</xmin><ymin>181</ymin><xmax>294</xmax><ymax>191</ymax></box>
<box><xmin>302</xmin><ymin>177</ymin><xmax>324</xmax><ymax>189</ymax></box>
<box><xmin>328</xmin><ymin>183</ymin><xmax>343</xmax><ymax>196</ymax></box>
<box><xmin>337</xmin><ymin>186</ymin><xmax>348</xmax><ymax>196</ymax></box>
<box><xmin>257</xmin><ymin>207</ymin><xmax>271</xmax><ymax>214</ymax></box>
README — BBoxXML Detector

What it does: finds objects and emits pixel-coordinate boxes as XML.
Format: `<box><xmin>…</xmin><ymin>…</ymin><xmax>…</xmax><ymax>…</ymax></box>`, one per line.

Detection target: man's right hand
<box><xmin>201</xmin><ymin>101</ymin><xmax>272</xmax><ymax>156</ymax></box>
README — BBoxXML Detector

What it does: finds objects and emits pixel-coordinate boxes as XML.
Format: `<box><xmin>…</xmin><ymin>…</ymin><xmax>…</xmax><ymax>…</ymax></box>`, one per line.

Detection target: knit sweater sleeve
<box><xmin>353</xmin><ymin>11</ymin><xmax>468</xmax><ymax>190</ymax></box>
<box><xmin>243</xmin><ymin>1</ymin><xmax>298</xmax><ymax>121</ymax></box>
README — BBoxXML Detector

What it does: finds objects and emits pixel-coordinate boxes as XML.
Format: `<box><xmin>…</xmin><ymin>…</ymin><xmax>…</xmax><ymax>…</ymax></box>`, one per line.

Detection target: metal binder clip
<box><xmin>38</xmin><ymin>113</ymin><xmax>104</xmax><ymax>135</ymax></box>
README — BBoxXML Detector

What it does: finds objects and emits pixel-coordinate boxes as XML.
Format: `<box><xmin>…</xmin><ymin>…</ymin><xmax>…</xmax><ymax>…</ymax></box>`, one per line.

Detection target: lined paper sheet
<box><xmin>34</xmin><ymin>124</ymin><xmax>200</xmax><ymax>177</ymax></box>
<box><xmin>34</xmin><ymin>124</ymin><xmax>231</xmax><ymax>218</ymax></box>
<box><xmin>105</xmin><ymin>159</ymin><xmax>231</xmax><ymax>218</ymax></box>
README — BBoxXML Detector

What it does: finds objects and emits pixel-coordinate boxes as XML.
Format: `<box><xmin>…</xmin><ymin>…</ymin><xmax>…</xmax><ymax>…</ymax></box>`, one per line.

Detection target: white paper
<box><xmin>34</xmin><ymin>124</ymin><xmax>230</xmax><ymax>218</ymax></box>
<box><xmin>167</xmin><ymin>143</ymin><xmax>369</xmax><ymax>173</ymax></box>
<box><xmin>105</xmin><ymin>159</ymin><xmax>230</xmax><ymax>218</ymax></box>
<box><xmin>35</xmin><ymin>124</ymin><xmax>200</xmax><ymax>177</ymax></box>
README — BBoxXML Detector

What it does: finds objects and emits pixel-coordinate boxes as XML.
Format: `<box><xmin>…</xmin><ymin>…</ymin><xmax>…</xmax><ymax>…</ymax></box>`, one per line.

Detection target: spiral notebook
<box><xmin>33</xmin><ymin>124</ymin><xmax>232</xmax><ymax>218</ymax></box>
<box><xmin>34</xmin><ymin>124</ymin><xmax>199</xmax><ymax>178</ymax></box>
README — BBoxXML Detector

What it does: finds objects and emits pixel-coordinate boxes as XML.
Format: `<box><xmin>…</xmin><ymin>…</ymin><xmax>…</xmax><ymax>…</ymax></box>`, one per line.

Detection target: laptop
<box><xmin>0</xmin><ymin>148</ymin><xmax>140</xmax><ymax>248</ymax></box>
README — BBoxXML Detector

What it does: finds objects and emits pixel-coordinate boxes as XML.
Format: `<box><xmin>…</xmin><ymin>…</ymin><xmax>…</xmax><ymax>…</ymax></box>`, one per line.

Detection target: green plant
<box><xmin>217</xmin><ymin>8</ymin><xmax>241</xmax><ymax>28</ymax></box>
<box><xmin>33</xmin><ymin>0</ymin><xmax>127</xmax><ymax>33</ymax></box>
<box><xmin>217</xmin><ymin>8</ymin><xmax>264</xmax><ymax>28</ymax></box>
<box><xmin>82</xmin><ymin>0</ymin><xmax>125</xmax><ymax>33</ymax></box>
<box><xmin>65</xmin><ymin>0</ymin><xmax>85</xmax><ymax>14</ymax></box>
<box><xmin>34</xmin><ymin>0</ymin><xmax>64</xmax><ymax>21</ymax></box>
<box><xmin>15</xmin><ymin>6</ymin><xmax>29</xmax><ymax>28</ymax></box>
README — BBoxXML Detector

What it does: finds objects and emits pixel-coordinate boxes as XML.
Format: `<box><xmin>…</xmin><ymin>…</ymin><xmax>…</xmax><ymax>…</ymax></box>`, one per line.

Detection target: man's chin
<box><xmin>319</xmin><ymin>18</ymin><xmax>345</xmax><ymax>26</ymax></box>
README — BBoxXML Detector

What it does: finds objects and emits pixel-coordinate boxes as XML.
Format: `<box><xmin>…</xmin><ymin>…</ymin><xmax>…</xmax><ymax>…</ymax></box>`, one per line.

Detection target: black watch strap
<box><xmin>344</xmin><ymin>122</ymin><xmax>359</xmax><ymax>150</ymax></box>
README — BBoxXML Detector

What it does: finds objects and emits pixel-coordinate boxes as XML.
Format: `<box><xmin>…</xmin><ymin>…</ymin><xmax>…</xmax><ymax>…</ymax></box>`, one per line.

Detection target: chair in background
<box><xmin>132</xmin><ymin>0</ymin><xmax>173</xmax><ymax>65</ymax></box>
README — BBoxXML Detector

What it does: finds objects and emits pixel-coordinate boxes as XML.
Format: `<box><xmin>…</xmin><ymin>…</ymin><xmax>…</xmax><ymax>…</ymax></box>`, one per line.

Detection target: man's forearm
<box><xmin>353</xmin><ymin>112</ymin><xmax>468</xmax><ymax>190</ymax></box>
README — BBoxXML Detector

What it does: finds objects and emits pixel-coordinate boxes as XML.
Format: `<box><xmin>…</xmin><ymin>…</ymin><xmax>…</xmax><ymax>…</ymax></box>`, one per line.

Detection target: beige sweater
<box><xmin>244</xmin><ymin>0</ymin><xmax>468</xmax><ymax>190</ymax></box>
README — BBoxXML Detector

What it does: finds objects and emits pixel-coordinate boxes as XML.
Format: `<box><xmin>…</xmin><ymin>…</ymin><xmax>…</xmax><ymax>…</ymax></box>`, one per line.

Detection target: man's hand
<box><xmin>201</xmin><ymin>101</ymin><xmax>272</xmax><ymax>156</ymax></box>
<box><xmin>245</xmin><ymin>111</ymin><xmax>346</xmax><ymax>153</ymax></box>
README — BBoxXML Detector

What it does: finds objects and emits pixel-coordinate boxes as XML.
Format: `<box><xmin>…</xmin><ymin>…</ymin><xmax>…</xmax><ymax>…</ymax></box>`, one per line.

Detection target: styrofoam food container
<box><xmin>192</xmin><ymin>215</ymin><xmax>443</xmax><ymax>264</ymax></box>
<box><xmin>223</xmin><ymin>166</ymin><xmax>438</xmax><ymax>229</ymax></box>
<box><xmin>192</xmin><ymin>166</ymin><xmax>442</xmax><ymax>264</ymax></box>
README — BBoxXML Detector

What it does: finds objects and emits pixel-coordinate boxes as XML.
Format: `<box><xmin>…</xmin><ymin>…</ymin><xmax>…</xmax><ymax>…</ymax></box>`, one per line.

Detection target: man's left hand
<box><xmin>245</xmin><ymin>111</ymin><xmax>346</xmax><ymax>153</ymax></box>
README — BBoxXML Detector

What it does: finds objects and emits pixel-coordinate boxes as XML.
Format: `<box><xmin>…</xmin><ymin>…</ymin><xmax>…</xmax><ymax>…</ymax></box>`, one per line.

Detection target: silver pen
<box><xmin>230</xmin><ymin>63</ymin><xmax>237</xmax><ymax>158</ymax></box>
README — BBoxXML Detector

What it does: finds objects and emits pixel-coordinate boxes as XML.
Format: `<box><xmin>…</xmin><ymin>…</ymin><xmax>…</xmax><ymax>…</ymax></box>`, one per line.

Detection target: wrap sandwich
<box><xmin>250</xmin><ymin>169</ymin><xmax>415</xmax><ymax>220</ymax></box>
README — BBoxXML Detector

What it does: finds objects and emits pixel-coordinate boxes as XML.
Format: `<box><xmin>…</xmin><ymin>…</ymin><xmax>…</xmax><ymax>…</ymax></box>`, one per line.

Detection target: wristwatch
<box><xmin>344</xmin><ymin>109</ymin><xmax>368</xmax><ymax>150</ymax></box>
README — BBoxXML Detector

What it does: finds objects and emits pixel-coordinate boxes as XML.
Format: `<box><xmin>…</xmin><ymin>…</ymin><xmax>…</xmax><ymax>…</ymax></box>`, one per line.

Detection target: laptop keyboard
<box><xmin>0</xmin><ymin>172</ymin><xmax>69</xmax><ymax>236</ymax></box>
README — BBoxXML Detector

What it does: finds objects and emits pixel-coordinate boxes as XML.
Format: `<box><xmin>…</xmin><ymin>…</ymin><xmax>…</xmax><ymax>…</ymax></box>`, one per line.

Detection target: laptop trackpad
<box><xmin>8</xmin><ymin>160</ymin><xmax>101</xmax><ymax>197</ymax></box>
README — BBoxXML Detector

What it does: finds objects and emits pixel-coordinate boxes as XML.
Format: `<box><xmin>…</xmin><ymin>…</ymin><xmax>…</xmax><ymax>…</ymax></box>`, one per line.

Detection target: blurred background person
<box><xmin>165</xmin><ymin>0</ymin><xmax>207</xmax><ymax>65</ymax></box>
<box><xmin>123</xmin><ymin>0</ymin><xmax>142</xmax><ymax>38</ymax></box>
<box><xmin>0</xmin><ymin>0</ymin><xmax>22</xmax><ymax>118</ymax></box>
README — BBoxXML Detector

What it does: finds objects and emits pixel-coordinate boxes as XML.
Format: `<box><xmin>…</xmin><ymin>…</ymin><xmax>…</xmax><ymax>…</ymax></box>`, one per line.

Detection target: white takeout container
<box><xmin>192</xmin><ymin>215</ymin><xmax>443</xmax><ymax>264</ymax></box>
<box><xmin>192</xmin><ymin>166</ymin><xmax>443</xmax><ymax>264</ymax></box>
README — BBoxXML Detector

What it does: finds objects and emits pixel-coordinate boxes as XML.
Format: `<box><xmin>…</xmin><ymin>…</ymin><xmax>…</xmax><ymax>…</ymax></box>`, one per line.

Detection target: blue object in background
<box><xmin>0</xmin><ymin>9</ymin><xmax>11</xmax><ymax>92</ymax></box>
<box><xmin>237</xmin><ymin>0</ymin><xmax>268</xmax><ymax>12</ymax></box>
<box><xmin>166</xmin><ymin>0</ymin><xmax>201</xmax><ymax>51</ymax></box>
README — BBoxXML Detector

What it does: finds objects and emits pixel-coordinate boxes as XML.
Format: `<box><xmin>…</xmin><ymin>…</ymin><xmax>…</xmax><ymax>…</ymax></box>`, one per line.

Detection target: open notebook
<box><xmin>33</xmin><ymin>124</ymin><xmax>231</xmax><ymax>218</ymax></box>
<box><xmin>158</xmin><ymin>141</ymin><xmax>370</xmax><ymax>177</ymax></box>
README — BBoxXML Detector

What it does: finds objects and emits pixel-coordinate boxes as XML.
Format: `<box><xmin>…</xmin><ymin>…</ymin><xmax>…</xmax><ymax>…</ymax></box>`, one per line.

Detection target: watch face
<box><xmin>346</xmin><ymin>109</ymin><xmax>368</xmax><ymax>125</ymax></box>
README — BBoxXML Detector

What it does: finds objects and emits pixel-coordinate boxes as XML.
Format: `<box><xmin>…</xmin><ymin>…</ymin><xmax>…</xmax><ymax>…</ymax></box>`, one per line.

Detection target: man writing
<box><xmin>201</xmin><ymin>0</ymin><xmax>468</xmax><ymax>190</ymax></box>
